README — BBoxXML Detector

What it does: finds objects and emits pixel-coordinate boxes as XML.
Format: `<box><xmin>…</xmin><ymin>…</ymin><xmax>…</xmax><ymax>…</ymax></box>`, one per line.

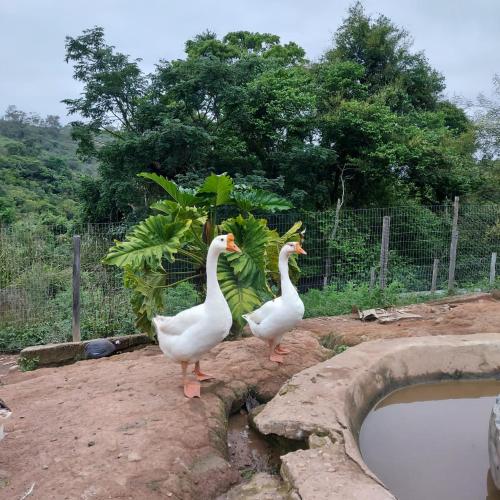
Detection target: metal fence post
<box><xmin>431</xmin><ymin>258</ymin><xmax>439</xmax><ymax>293</ymax></box>
<box><xmin>379</xmin><ymin>216</ymin><xmax>391</xmax><ymax>289</ymax></box>
<box><xmin>72</xmin><ymin>235</ymin><xmax>81</xmax><ymax>342</ymax></box>
<box><xmin>491</xmin><ymin>252</ymin><xmax>497</xmax><ymax>287</ymax></box>
<box><xmin>448</xmin><ymin>196</ymin><xmax>459</xmax><ymax>291</ymax></box>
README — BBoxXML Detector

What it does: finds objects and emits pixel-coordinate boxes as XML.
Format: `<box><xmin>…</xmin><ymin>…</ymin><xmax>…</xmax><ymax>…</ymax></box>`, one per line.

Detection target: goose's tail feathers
<box><xmin>152</xmin><ymin>315</ymin><xmax>175</xmax><ymax>336</ymax></box>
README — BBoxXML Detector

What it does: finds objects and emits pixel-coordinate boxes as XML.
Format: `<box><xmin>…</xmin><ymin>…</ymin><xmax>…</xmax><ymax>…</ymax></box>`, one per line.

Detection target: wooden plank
<box><xmin>72</xmin><ymin>235</ymin><xmax>81</xmax><ymax>342</ymax></box>
<box><xmin>447</xmin><ymin>196</ymin><xmax>459</xmax><ymax>291</ymax></box>
<box><xmin>431</xmin><ymin>258</ymin><xmax>439</xmax><ymax>293</ymax></box>
<box><xmin>379</xmin><ymin>216</ymin><xmax>391</xmax><ymax>289</ymax></box>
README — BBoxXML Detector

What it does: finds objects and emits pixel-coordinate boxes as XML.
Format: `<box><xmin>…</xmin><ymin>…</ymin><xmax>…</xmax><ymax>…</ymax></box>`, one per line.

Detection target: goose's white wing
<box><xmin>245</xmin><ymin>298</ymin><xmax>281</xmax><ymax>324</ymax></box>
<box><xmin>153</xmin><ymin>304</ymin><xmax>205</xmax><ymax>336</ymax></box>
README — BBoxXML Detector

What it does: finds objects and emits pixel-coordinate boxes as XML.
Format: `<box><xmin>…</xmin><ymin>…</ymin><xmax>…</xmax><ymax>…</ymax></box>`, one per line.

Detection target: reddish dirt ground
<box><xmin>1</xmin><ymin>292</ymin><xmax>499</xmax><ymax>499</ymax></box>
<box><xmin>0</xmin><ymin>332</ymin><xmax>328</xmax><ymax>500</ymax></box>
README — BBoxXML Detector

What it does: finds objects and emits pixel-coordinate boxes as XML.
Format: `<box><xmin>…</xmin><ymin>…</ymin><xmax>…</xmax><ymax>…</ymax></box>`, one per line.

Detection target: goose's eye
<box><xmin>220</xmin><ymin>238</ymin><xmax>224</xmax><ymax>242</ymax></box>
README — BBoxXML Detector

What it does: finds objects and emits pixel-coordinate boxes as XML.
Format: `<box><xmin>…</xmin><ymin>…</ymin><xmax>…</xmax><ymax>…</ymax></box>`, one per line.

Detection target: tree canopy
<box><xmin>64</xmin><ymin>3</ymin><xmax>481</xmax><ymax>223</ymax></box>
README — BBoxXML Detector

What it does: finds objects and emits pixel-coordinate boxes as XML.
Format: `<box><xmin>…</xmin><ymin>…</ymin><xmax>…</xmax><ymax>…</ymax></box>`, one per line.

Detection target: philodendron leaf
<box><xmin>218</xmin><ymin>254</ymin><xmax>262</xmax><ymax>330</ymax></box>
<box><xmin>221</xmin><ymin>214</ymin><xmax>269</xmax><ymax>290</ymax></box>
<box><xmin>103</xmin><ymin>216</ymin><xmax>191</xmax><ymax>268</ymax></box>
<box><xmin>150</xmin><ymin>200</ymin><xmax>207</xmax><ymax>224</ymax></box>
<box><xmin>266</xmin><ymin>221</ymin><xmax>303</xmax><ymax>286</ymax></box>
<box><xmin>231</xmin><ymin>189</ymin><xmax>293</xmax><ymax>213</ymax></box>
<box><xmin>139</xmin><ymin>172</ymin><xmax>199</xmax><ymax>207</ymax></box>
<box><xmin>125</xmin><ymin>268</ymin><xmax>166</xmax><ymax>338</ymax></box>
<box><xmin>198</xmin><ymin>172</ymin><xmax>233</xmax><ymax>206</ymax></box>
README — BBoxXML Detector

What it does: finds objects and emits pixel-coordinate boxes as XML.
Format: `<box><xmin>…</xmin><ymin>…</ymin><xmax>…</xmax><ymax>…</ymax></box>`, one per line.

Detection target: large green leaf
<box><xmin>221</xmin><ymin>214</ymin><xmax>269</xmax><ymax>290</ymax></box>
<box><xmin>139</xmin><ymin>172</ymin><xmax>199</xmax><ymax>207</ymax></box>
<box><xmin>198</xmin><ymin>172</ymin><xmax>233</xmax><ymax>206</ymax></box>
<box><xmin>124</xmin><ymin>267</ymin><xmax>166</xmax><ymax>337</ymax></box>
<box><xmin>103</xmin><ymin>216</ymin><xmax>191</xmax><ymax>268</ymax></box>
<box><xmin>231</xmin><ymin>189</ymin><xmax>293</xmax><ymax>213</ymax></box>
<box><xmin>218</xmin><ymin>255</ymin><xmax>262</xmax><ymax>330</ymax></box>
<box><xmin>150</xmin><ymin>200</ymin><xmax>207</xmax><ymax>225</ymax></box>
<box><xmin>266</xmin><ymin>221</ymin><xmax>302</xmax><ymax>286</ymax></box>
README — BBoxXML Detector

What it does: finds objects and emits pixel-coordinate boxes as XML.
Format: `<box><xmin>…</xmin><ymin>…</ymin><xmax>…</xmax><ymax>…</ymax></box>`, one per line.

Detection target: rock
<box><xmin>489</xmin><ymin>396</ymin><xmax>500</xmax><ymax>489</ymax></box>
<box><xmin>21</xmin><ymin>342</ymin><xmax>84</xmax><ymax>366</ymax></box>
<box><xmin>1</xmin><ymin>329</ymin><xmax>328</xmax><ymax>499</ymax></box>
<box><xmin>19</xmin><ymin>334</ymin><xmax>150</xmax><ymax>368</ymax></box>
<box><xmin>247</xmin><ymin>405</ymin><xmax>265</xmax><ymax>430</ymax></box>
<box><xmin>127</xmin><ymin>452</ymin><xmax>141</xmax><ymax>462</ymax></box>
<box><xmin>216</xmin><ymin>472</ymin><xmax>287</xmax><ymax>499</ymax></box>
<box><xmin>308</xmin><ymin>434</ymin><xmax>333</xmax><ymax>449</ymax></box>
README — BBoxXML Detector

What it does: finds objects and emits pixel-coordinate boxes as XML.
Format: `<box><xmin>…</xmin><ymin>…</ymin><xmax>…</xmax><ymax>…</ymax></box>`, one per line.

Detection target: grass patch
<box><xmin>18</xmin><ymin>356</ymin><xmax>39</xmax><ymax>371</ymax></box>
<box><xmin>319</xmin><ymin>332</ymin><xmax>349</xmax><ymax>355</ymax></box>
<box><xmin>301</xmin><ymin>281</ymin><xmax>434</xmax><ymax>318</ymax></box>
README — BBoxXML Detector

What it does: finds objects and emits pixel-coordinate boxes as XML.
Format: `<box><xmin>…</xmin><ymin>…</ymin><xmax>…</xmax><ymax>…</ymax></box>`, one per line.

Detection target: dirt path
<box><xmin>1</xmin><ymin>293</ymin><xmax>499</xmax><ymax>499</ymax></box>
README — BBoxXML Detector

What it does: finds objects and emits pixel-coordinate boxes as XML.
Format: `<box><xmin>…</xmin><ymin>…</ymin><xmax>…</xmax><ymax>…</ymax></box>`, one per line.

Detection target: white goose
<box><xmin>153</xmin><ymin>234</ymin><xmax>240</xmax><ymax>398</ymax></box>
<box><xmin>243</xmin><ymin>241</ymin><xmax>306</xmax><ymax>363</ymax></box>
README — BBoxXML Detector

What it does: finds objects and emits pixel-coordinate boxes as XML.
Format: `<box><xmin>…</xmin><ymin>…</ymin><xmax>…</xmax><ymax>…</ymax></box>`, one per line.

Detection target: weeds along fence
<box><xmin>0</xmin><ymin>202</ymin><xmax>498</xmax><ymax>350</ymax></box>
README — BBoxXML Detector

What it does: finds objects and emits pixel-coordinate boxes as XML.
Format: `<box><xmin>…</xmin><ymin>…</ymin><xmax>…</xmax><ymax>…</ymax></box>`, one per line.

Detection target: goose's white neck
<box><xmin>205</xmin><ymin>244</ymin><xmax>225</xmax><ymax>304</ymax></box>
<box><xmin>279</xmin><ymin>250</ymin><xmax>298</xmax><ymax>299</ymax></box>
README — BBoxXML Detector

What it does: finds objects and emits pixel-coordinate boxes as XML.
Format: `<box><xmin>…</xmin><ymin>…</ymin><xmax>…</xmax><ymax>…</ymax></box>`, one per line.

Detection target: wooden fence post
<box><xmin>447</xmin><ymin>196</ymin><xmax>459</xmax><ymax>291</ymax></box>
<box><xmin>72</xmin><ymin>235</ymin><xmax>81</xmax><ymax>342</ymax></box>
<box><xmin>379</xmin><ymin>216</ymin><xmax>391</xmax><ymax>289</ymax></box>
<box><xmin>369</xmin><ymin>267</ymin><xmax>376</xmax><ymax>291</ymax></box>
<box><xmin>323</xmin><ymin>198</ymin><xmax>342</xmax><ymax>289</ymax></box>
<box><xmin>491</xmin><ymin>252</ymin><xmax>497</xmax><ymax>287</ymax></box>
<box><xmin>431</xmin><ymin>258</ymin><xmax>439</xmax><ymax>293</ymax></box>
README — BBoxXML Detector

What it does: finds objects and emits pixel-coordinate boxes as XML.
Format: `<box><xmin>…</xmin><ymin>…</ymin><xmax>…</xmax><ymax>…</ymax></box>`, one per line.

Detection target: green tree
<box><xmin>64</xmin><ymin>7</ymin><xmax>480</xmax><ymax>220</ymax></box>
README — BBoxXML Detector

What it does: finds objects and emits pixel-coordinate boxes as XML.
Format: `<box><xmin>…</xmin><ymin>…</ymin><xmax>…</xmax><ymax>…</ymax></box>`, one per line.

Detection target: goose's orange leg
<box><xmin>269</xmin><ymin>340</ymin><xmax>284</xmax><ymax>363</ymax></box>
<box><xmin>182</xmin><ymin>361</ymin><xmax>200</xmax><ymax>398</ymax></box>
<box><xmin>193</xmin><ymin>361</ymin><xmax>214</xmax><ymax>381</ymax></box>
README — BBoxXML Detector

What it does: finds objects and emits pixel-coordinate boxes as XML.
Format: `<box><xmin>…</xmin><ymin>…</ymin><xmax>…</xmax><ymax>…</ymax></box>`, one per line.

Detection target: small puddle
<box><xmin>227</xmin><ymin>410</ymin><xmax>281</xmax><ymax>478</ymax></box>
<box><xmin>359</xmin><ymin>379</ymin><xmax>500</xmax><ymax>500</ymax></box>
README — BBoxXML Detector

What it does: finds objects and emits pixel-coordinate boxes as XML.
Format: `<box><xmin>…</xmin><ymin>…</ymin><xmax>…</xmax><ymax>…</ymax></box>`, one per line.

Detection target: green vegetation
<box><xmin>0</xmin><ymin>3</ymin><xmax>499</xmax><ymax>352</ymax></box>
<box><xmin>103</xmin><ymin>172</ymin><xmax>302</xmax><ymax>336</ymax></box>
<box><xmin>302</xmin><ymin>282</ymin><xmax>432</xmax><ymax>318</ymax></box>
<box><xmin>17</xmin><ymin>356</ymin><xmax>39</xmax><ymax>371</ymax></box>
<box><xmin>63</xmin><ymin>3</ymin><xmax>490</xmax><ymax>224</ymax></box>
<box><xmin>320</xmin><ymin>333</ymin><xmax>349</xmax><ymax>355</ymax></box>
<box><xmin>0</xmin><ymin>106</ymin><xmax>95</xmax><ymax>225</ymax></box>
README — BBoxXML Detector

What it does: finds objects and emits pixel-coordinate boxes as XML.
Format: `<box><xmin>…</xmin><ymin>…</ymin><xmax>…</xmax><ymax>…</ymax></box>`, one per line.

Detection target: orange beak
<box><xmin>226</xmin><ymin>233</ymin><xmax>241</xmax><ymax>253</ymax></box>
<box><xmin>295</xmin><ymin>242</ymin><xmax>307</xmax><ymax>255</ymax></box>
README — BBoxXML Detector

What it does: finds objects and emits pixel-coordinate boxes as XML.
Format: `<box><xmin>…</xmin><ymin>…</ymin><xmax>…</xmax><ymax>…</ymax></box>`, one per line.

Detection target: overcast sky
<box><xmin>0</xmin><ymin>0</ymin><xmax>498</xmax><ymax>122</ymax></box>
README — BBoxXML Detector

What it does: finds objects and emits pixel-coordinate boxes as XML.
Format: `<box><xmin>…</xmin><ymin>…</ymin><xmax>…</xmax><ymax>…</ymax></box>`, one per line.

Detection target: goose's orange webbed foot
<box><xmin>183</xmin><ymin>380</ymin><xmax>201</xmax><ymax>398</ymax></box>
<box><xmin>274</xmin><ymin>344</ymin><xmax>290</xmax><ymax>355</ymax></box>
<box><xmin>269</xmin><ymin>352</ymin><xmax>284</xmax><ymax>363</ymax></box>
<box><xmin>193</xmin><ymin>361</ymin><xmax>215</xmax><ymax>381</ymax></box>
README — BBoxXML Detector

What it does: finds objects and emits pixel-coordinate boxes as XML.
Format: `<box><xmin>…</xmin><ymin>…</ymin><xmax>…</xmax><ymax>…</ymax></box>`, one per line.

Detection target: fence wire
<box><xmin>1</xmin><ymin>204</ymin><xmax>498</xmax><ymax>349</ymax></box>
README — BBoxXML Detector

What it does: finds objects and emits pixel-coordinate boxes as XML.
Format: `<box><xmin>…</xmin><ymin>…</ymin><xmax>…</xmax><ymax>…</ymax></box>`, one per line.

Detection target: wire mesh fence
<box><xmin>1</xmin><ymin>203</ymin><xmax>498</xmax><ymax>350</ymax></box>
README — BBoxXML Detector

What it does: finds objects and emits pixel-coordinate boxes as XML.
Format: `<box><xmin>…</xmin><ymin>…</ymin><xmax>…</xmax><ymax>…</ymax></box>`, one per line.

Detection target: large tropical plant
<box><xmin>103</xmin><ymin>172</ymin><xmax>302</xmax><ymax>336</ymax></box>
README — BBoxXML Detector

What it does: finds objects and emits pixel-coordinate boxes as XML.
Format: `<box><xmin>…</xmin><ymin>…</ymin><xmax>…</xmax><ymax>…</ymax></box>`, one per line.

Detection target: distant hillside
<box><xmin>0</xmin><ymin>106</ymin><xmax>95</xmax><ymax>225</ymax></box>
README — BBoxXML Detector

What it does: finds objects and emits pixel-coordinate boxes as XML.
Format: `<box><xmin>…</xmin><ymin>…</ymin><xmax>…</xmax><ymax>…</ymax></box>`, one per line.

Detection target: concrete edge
<box><xmin>18</xmin><ymin>333</ymin><xmax>151</xmax><ymax>368</ymax></box>
<box><xmin>254</xmin><ymin>332</ymin><xmax>500</xmax><ymax>500</ymax></box>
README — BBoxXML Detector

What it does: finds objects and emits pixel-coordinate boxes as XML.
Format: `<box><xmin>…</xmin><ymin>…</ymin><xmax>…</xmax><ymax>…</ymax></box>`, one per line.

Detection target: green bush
<box><xmin>301</xmin><ymin>282</ymin><xmax>430</xmax><ymax>318</ymax></box>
